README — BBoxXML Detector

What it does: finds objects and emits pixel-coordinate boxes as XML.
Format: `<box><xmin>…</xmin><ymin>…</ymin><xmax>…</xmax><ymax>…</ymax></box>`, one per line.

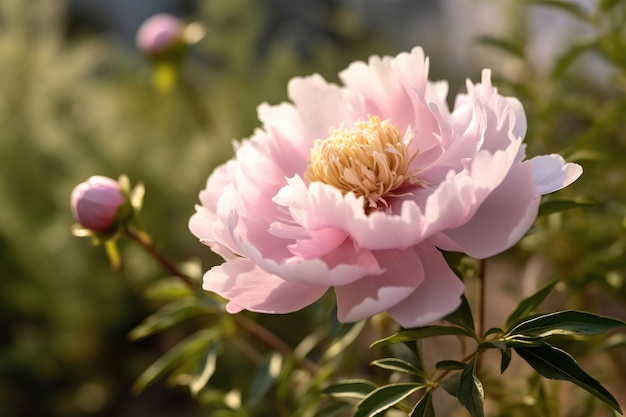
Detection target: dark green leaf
<box><xmin>523</xmin><ymin>0</ymin><xmax>589</xmax><ymax>20</ymax></box>
<box><xmin>128</xmin><ymin>298</ymin><xmax>215</xmax><ymax>341</ymax></box>
<box><xmin>371</xmin><ymin>358</ymin><xmax>427</xmax><ymax>378</ymax></box>
<box><xmin>354</xmin><ymin>383</ymin><xmax>425</xmax><ymax>417</ymax></box>
<box><xmin>506</xmin><ymin>310</ymin><xmax>626</xmax><ymax>341</ymax></box>
<box><xmin>476</xmin><ymin>35</ymin><xmax>525</xmax><ymax>59</ymax></box>
<box><xmin>444</xmin><ymin>294</ymin><xmax>476</xmax><ymax>333</ymax></box>
<box><xmin>504</xmin><ymin>280</ymin><xmax>557</xmax><ymax>329</ymax></box>
<box><xmin>538</xmin><ymin>199</ymin><xmax>595</xmax><ymax>216</ymax></box>
<box><xmin>514</xmin><ymin>344</ymin><xmax>622</xmax><ymax>414</ymax></box>
<box><xmin>323</xmin><ymin>379</ymin><xmax>378</xmax><ymax>399</ymax></box>
<box><xmin>410</xmin><ymin>391</ymin><xmax>435</xmax><ymax>417</ymax></box>
<box><xmin>370</xmin><ymin>325</ymin><xmax>476</xmax><ymax>349</ymax></box>
<box><xmin>500</xmin><ymin>347</ymin><xmax>512</xmax><ymax>374</ymax></box>
<box><xmin>245</xmin><ymin>353</ymin><xmax>283</xmax><ymax>410</ymax></box>
<box><xmin>435</xmin><ymin>360</ymin><xmax>466</xmax><ymax>371</ymax></box>
<box><xmin>478</xmin><ymin>341</ymin><xmax>507</xmax><ymax>352</ymax></box>
<box><xmin>438</xmin><ymin>374</ymin><xmax>460</xmax><ymax>398</ymax></box>
<box><xmin>458</xmin><ymin>356</ymin><xmax>484</xmax><ymax>417</ymax></box>
<box><xmin>403</xmin><ymin>340</ymin><xmax>426</xmax><ymax>373</ymax></box>
<box><xmin>133</xmin><ymin>329</ymin><xmax>216</xmax><ymax>393</ymax></box>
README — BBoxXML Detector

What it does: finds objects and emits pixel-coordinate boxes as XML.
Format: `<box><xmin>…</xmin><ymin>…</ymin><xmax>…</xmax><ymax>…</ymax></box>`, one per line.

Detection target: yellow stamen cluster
<box><xmin>304</xmin><ymin>116</ymin><xmax>418</xmax><ymax>211</ymax></box>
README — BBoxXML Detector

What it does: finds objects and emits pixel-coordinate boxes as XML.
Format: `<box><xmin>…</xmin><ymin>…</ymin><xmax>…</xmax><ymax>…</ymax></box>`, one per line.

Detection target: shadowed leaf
<box><xmin>515</xmin><ymin>344</ymin><xmax>622</xmax><ymax>414</ymax></box>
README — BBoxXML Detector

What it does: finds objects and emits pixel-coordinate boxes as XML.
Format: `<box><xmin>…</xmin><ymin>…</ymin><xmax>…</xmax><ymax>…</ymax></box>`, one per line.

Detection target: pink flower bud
<box><xmin>136</xmin><ymin>13</ymin><xmax>184</xmax><ymax>56</ymax></box>
<box><xmin>71</xmin><ymin>176</ymin><xmax>126</xmax><ymax>232</ymax></box>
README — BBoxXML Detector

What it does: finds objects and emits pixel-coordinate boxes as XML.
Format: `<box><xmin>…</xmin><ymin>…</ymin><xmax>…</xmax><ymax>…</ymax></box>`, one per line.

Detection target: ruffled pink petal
<box><xmin>387</xmin><ymin>242</ymin><xmax>464</xmax><ymax>328</ymax></box>
<box><xmin>431</xmin><ymin>161</ymin><xmax>540</xmax><ymax>259</ymax></box>
<box><xmin>530</xmin><ymin>154</ymin><xmax>583</xmax><ymax>195</ymax></box>
<box><xmin>203</xmin><ymin>258</ymin><xmax>328</xmax><ymax>314</ymax></box>
<box><xmin>287</xmin><ymin>74</ymin><xmax>364</xmax><ymax>144</ymax></box>
<box><xmin>339</xmin><ymin>47</ymin><xmax>429</xmax><ymax>131</ymax></box>
<box><xmin>334</xmin><ymin>247</ymin><xmax>425</xmax><ymax>322</ymax></box>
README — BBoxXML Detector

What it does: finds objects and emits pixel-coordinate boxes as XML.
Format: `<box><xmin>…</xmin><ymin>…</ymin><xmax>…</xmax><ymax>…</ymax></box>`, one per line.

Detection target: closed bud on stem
<box><xmin>71</xmin><ymin>176</ymin><xmax>129</xmax><ymax>233</ymax></box>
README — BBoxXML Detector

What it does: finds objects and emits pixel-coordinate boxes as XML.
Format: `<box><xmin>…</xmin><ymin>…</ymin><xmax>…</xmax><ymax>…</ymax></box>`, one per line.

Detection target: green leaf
<box><xmin>551</xmin><ymin>40</ymin><xmax>600</xmax><ymax>78</ymax></box>
<box><xmin>323</xmin><ymin>320</ymin><xmax>366</xmax><ymax>362</ymax></box>
<box><xmin>410</xmin><ymin>391</ymin><xmax>435</xmax><ymax>417</ymax></box>
<box><xmin>476</xmin><ymin>35</ymin><xmax>525</xmax><ymax>59</ymax></box>
<box><xmin>370</xmin><ymin>325</ymin><xmax>476</xmax><ymax>349</ymax></box>
<box><xmin>133</xmin><ymin>329</ymin><xmax>216</xmax><ymax>393</ymax></box>
<box><xmin>458</xmin><ymin>356</ymin><xmax>484</xmax><ymax>417</ymax></box>
<box><xmin>314</xmin><ymin>400</ymin><xmax>353</xmax><ymax>417</ymax></box>
<box><xmin>323</xmin><ymin>379</ymin><xmax>378</xmax><ymax>399</ymax></box>
<box><xmin>144</xmin><ymin>277</ymin><xmax>194</xmax><ymax>301</ymax></box>
<box><xmin>189</xmin><ymin>341</ymin><xmax>219</xmax><ymax>396</ymax></box>
<box><xmin>500</xmin><ymin>347</ymin><xmax>512</xmax><ymax>374</ymax></box>
<box><xmin>538</xmin><ymin>199</ymin><xmax>595</xmax><ymax>216</ymax></box>
<box><xmin>504</xmin><ymin>280</ymin><xmax>558</xmax><ymax>329</ymax></box>
<box><xmin>514</xmin><ymin>344</ymin><xmax>622</xmax><ymax>414</ymax></box>
<box><xmin>371</xmin><ymin>358</ymin><xmax>427</xmax><ymax>378</ymax></box>
<box><xmin>128</xmin><ymin>298</ymin><xmax>215</xmax><ymax>341</ymax></box>
<box><xmin>435</xmin><ymin>360</ymin><xmax>466</xmax><ymax>371</ymax></box>
<box><xmin>506</xmin><ymin>310</ymin><xmax>626</xmax><ymax>341</ymax></box>
<box><xmin>354</xmin><ymin>383</ymin><xmax>425</xmax><ymax>417</ymax></box>
<box><xmin>444</xmin><ymin>294</ymin><xmax>475</xmax><ymax>333</ymax></box>
<box><xmin>246</xmin><ymin>352</ymin><xmax>282</xmax><ymax>409</ymax></box>
<box><xmin>523</xmin><ymin>0</ymin><xmax>590</xmax><ymax>20</ymax></box>
<box><xmin>438</xmin><ymin>374</ymin><xmax>460</xmax><ymax>398</ymax></box>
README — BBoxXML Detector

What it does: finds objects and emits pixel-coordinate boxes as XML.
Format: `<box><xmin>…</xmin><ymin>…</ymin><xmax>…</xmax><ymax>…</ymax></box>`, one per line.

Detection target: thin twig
<box><xmin>124</xmin><ymin>227</ymin><xmax>195</xmax><ymax>288</ymax></box>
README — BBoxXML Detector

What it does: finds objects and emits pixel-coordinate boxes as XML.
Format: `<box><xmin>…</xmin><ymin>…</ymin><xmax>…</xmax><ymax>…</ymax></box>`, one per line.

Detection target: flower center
<box><xmin>304</xmin><ymin>115</ymin><xmax>421</xmax><ymax>211</ymax></box>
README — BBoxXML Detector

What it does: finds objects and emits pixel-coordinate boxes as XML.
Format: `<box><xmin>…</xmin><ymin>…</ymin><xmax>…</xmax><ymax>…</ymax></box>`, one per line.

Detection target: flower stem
<box><xmin>124</xmin><ymin>226</ymin><xmax>196</xmax><ymax>288</ymax></box>
<box><xmin>477</xmin><ymin>258</ymin><xmax>487</xmax><ymax>339</ymax></box>
<box><xmin>124</xmin><ymin>226</ymin><xmax>319</xmax><ymax>374</ymax></box>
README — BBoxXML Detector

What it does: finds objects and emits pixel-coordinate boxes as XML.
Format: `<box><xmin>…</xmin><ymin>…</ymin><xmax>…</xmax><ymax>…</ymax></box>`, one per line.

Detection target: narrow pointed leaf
<box><xmin>458</xmin><ymin>356</ymin><xmax>484</xmax><ymax>417</ymax></box>
<box><xmin>476</xmin><ymin>35</ymin><xmax>525</xmax><ymax>58</ymax></box>
<box><xmin>354</xmin><ymin>383</ymin><xmax>425</xmax><ymax>417</ymax></box>
<box><xmin>246</xmin><ymin>353</ymin><xmax>283</xmax><ymax>409</ymax></box>
<box><xmin>538</xmin><ymin>199</ymin><xmax>594</xmax><ymax>216</ymax></box>
<box><xmin>371</xmin><ymin>358</ymin><xmax>427</xmax><ymax>378</ymax></box>
<box><xmin>128</xmin><ymin>298</ymin><xmax>215</xmax><ymax>341</ymax></box>
<box><xmin>500</xmin><ymin>347</ymin><xmax>512</xmax><ymax>374</ymax></box>
<box><xmin>410</xmin><ymin>391</ymin><xmax>435</xmax><ymax>417</ymax></box>
<box><xmin>438</xmin><ymin>374</ymin><xmax>460</xmax><ymax>398</ymax></box>
<box><xmin>506</xmin><ymin>310</ymin><xmax>626</xmax><ymax>341</ymax></box>
<box><xmin>444</xmin><ymin>294</ymin><xmax>475</xmax><ymax>333</ymax></box>
<box><xmin>189</xmin><ymin>342</ymin><xmax>219</xmax><ymax>396</ymax></box>
<box><xmin>370</xmin><ymin>326</ymin><xmax>476</xmax><ymax>349</ymax></box>
<box><xmin>323</xmin><ymin>379</ymin><xmax>378</xmax><ymax>399</ymax></box>
<box><xmin>435</xmin><ymin>360</ymin><xmax>466</xmax><ymax>371</ymax></box>
<box><xmin>133</xmin><ymin>329</ymin><xmax>216</xmax><ymax>393</ymax></box>
<box><xmin>504</xmin><ymin>280</ymin><xmax>557</xmax><ymax>329</ymax></box>
<box><xmin>514</xmin><ymin>344</ymin><xmax>622</xmax><ymax>414</ymax></box>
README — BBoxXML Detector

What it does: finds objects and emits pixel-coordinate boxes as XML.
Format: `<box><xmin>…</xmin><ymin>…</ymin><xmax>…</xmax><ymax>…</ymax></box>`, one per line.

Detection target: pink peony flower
<box><xmin>190</xmin><ymin>47</ymin><xmax>582</xmax><ymax>328</ymax></box>
<box><xmin>136</xmin><ymin>13</ymin><xmax>184</xmax><ymax>56</ymax></box>
<box><xmin>71</xmin><ymin>176</ymin><xmax>126</xmax><ymax>232</ymax></box>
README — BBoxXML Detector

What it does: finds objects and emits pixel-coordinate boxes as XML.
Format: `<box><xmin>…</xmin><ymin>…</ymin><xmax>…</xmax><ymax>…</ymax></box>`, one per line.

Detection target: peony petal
<box><xmin>387</xmin><ymin>242</ymin><xmax>464</xmax><ymax>328</ymax></box>
<box><xmin>431</xmin><ymin>161</ymin><xmax>540</xmax><ymax>259</ymax></box>
<box><xmin>203</xmin><ymin>258</ymin><xmax>328</xmax><ymax>314</ymax></box>
<box><xmin>334</xmin><ymin>247</ymin><xmax>424</xmax><ymax>322</ymax></box>
<box><xmin>530</xmin><ymin>154</ymin><xmax>583</xmax><ymax>195</ymax></box>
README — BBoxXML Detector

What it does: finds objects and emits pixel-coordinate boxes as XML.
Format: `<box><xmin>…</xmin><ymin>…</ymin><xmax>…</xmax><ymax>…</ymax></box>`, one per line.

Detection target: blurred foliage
<box><xmin>1</xmin><ymin>0</ymin><xmax>625</xmax><ymax>416</ymax></box>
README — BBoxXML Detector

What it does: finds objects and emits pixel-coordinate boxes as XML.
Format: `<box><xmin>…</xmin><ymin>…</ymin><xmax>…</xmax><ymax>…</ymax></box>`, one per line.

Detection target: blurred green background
<box><xmin>1</xmin><ymin>0</ymin><xmax>625</xmax><ymax>416</ymax></box>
